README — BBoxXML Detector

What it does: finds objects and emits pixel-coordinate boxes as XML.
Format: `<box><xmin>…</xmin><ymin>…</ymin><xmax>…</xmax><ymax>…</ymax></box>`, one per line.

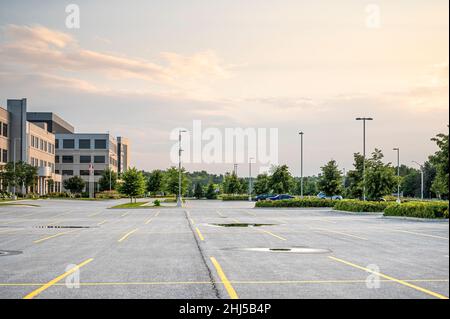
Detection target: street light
<box><xmin>299</xmin><ymin>132</ymin><xmax>304</xmax><ymax>198</ymax></box>
<box><xmin>248</xmin><ymin>157</ymin><xmax>254</xmax><ymax>201</ymax></box>
<box><xmin>412</xmin><ymin>161</ymin><xmax>424</xmax><ymax>200</ymax></box>
<box><xmin>177</xmin><ymin>129</ymin><xmax>187</xmax><ymax>207</ymax></box>
<box><xmin>393</xmin><ymin>148</ymin><xmax>401</xmax><ymax>203</ymax></box>
<box><xmin>12</xmin><ymin>138</ymin><xmax>22</xmax><ymax>200</ymax></box>
<box><xmin>355</xmin><ymin>117</ymin><xmax>373</xmax><ymax>201</ymax></box>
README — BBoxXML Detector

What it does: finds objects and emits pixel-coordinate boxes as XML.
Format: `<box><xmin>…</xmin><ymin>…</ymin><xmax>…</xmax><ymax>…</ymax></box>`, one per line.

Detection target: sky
<box><xmin>0</xmin><ymin>0</ymin><xmax>448</xmax><ymax>176</ymax></box>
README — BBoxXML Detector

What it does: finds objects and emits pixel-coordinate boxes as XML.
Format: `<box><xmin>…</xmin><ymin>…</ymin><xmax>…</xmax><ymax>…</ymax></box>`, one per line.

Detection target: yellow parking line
<box><xmin>210</xmin><ymin>257</ymin><xmax>239</xmax><ymax>299</ymax></box>
<box><xmin>329</xmin><ymin>256</ymin><xmax>449</xmax><ymax>300</ymax></box>
<box><xmin>121</xmin><ymin>212</ymin><xmax>129</xmax><ymax>217</ymax></box>
<box><xmin>195</xmin><ymin>227</ymin><xmax>205</xmax><ymax>241</ymax></box>
<box><xmin>118</xmin><ymin>228</ymin><xmax>138</xmax><ymax>242</ymax></box>
<box><xmin>89</xmin><ymin>212</ymin><xmax>102</xmax><ymax>217</ymax></box>
<box><xmin>23</xmin><ymin>258</ymin><xmax>94</xmax><ymax>299</ymax></box>
<box><xmin>0</xmin><ymin>228</ymin><xmax>22</xmax><ymax>234</ymax></box>
<box><xmin>190</xmin><ymin>218</ymin><xmax>195</xmax><ymax>225</ymax></box>
<box><xmin>145</xmin><ymin>218</ymin><xmax>153</xmax><ymax>225</ymax></box>
<box><xmin>154</xmin><ymin>211</ymin><xmax>160</xmax><ymax>217</ymax></box>
<box><xmin>246</xmin><ymin>211</ymin><xmax>256</xmax><ymax>217</ymax></box>
<box><xmin>34</xmin><ymin>229</ymin><xmax>79</xmax><ymax>244</ymax></box>
<box><xmin>232</xmin><ymin>218</ymin><xmax>241</xmax><ymax>223</ymax></box>
<box><xmin>395</xmin><ymin>230</ymin><xmax>448</xmax><ymax>240</ymax></box>
<box><xmin>217</xmin><ymin>211</ymin><xmax>225</xmax><ymax>217</ymax></box>
<box><xmin>258</xmin><ymin>229</ymin><xmax>287</xmax><ymax>241</ymax></box>
<box><xmin>47</xmin><ymin>220</ymin><xmax>63</xmax><ymax>227</ymax></box>
<box><xmin>314</xmin><ymin>228</ymin><xmax>368</xmax><ymax>241</ymax></box>
<box><xmin>97</xmin><ymin>220</ymin><xmax>107</xmax><ymax>226</ymax></box>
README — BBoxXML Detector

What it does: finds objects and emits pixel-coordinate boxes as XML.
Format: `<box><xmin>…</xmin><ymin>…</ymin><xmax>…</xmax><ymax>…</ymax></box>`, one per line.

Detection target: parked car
<box><xmin>253</xmin><ymin>194</ymin><xmax>275</xmax><ymax>201</ymax></box>
<box><xmin>317</xmin><ymin>192</ymin><xmax>343</xmax><ymax>200</ymax></box>
<box><xmin>268</xmin><ymin>194</ymin><xmax>295</xmax><ymax>201</ymax></box>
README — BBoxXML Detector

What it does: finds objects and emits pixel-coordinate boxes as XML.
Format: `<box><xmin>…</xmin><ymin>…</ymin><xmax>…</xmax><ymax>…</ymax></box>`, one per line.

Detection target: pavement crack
<box><xmin>184</xmin><ymin>210</ymin><xmax>221</xmax><ymax>299</ymax></box>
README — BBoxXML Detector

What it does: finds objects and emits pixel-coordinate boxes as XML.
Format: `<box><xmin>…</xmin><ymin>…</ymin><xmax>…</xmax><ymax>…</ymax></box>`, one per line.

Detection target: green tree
<box><xmin>47</xmin><ymin>179</ymin><xmax>55</xmax><ymax>193</ymax></box>
<box><xmin>254</xmin><ymin>173</ymin><xmax>271</xmax><ymax>195</ymax></box>
<box><xmin>365</xmin><ymin>149</ymin><xmax>397</xmax><ymax>200</ymax></box>
<box><xmin>0</xmin><ymin>161</ymin><xmax>38</xmax><ymax>194</ymax></box>
<box><xmin>429</xmin><ymin>128</ymin><xmax>449</xmax><ymax>199</ymax></box>
<box><xmin>268</xmin><ymin>165</ymin><xmax>294</xmax><ymax>194</ymax></box>
<box><xmin>63</xmin><ymin>176</ymin><xmax>85</xmax><ymax>194</ymax></box>
<box><xmin>318</xmin><ymin>160</ymin><xmax>343</xmax><ymax>196</ymax></box>
<box><xmin>98</xmin><ymin>168</ymin><xmax>118</xmax><ymax>191</ymax></box>
<box><xmin>162</xmin><ymin>167</ymin><xmax>188</xmax><ymax>196</ymax></box>
<box><xmin>222</xmin><ymin>172</ymin><xmax>241</xmax><ymax>194</ymax></box>
<box><xmin>118</xmin><ymin>167</ymin><xmax>146</xmax><ymax>202</ymax></box>
<box><xmin>205</xmin><ymin>182</ymin><xmax>218</xmax><ymax>199</ymax></box>
<box><xmin>147</xmin><ymin>170</ymin><xmax>164</xmax><ymax>194</ymax></box>
<box><xmin>345</xmin><ymin>153</ymin><xmax>365</xmax><ymax>199</ymax></box>
<box><xmin>194</xmin><ymin>182</ymin><xmax>204</xmax><ymax>199</ymax></box>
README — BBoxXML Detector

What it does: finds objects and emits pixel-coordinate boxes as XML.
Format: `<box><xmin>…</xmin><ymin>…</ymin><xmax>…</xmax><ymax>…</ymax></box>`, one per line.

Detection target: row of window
<box><xmin>30</xmin><ymin>135</ymin><xmax>55</xmax><ymax>154</ymax></box>
<box><xmin>55</xmin><ymin>155</ymin><xmax>106</xmax><ymax>164</ymax></box>
<box><xmin>0</xmin><ymin>122</ymin><xmax>8</xmax><ymax>138</ymax></box>
<box><xmin>0</xmin><ymin>148</ymin><xmax>8</xmax><ymax>163</ymax></box>
<box><xmin>56</xmin><ymin>139</ymin><xmax>107</xmax><ymax>150</ymax></box>
<box><xmin>30</xmin><ymin>157</ymin><xmax>55</xmax><ymax>172</ymax></box>
<box><xmin>56</xmin><ymin>170</ymin><xmax>105</xmax><ymax>176</ymax></box>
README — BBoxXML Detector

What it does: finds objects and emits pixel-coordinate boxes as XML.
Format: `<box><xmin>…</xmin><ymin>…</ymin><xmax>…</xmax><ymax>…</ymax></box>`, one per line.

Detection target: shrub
<box><xmin>221</xmin><ymin>194</ymin><xmax>250</xmax><ymax>201</ymax></box>
<box><xmin>95</xmin><ymin>191</ymin><xmax>121</xmax><ymax>199</ymax></box>
<box><xmin>384</xmin><ymin>202</ymin><xmax>449</xmax><ymax>219</ymax></box>
<box><xmin>333</xmin><ymin>199</ymin><xmax>392</xmax><ymax>213</ymax></box>
<box><xmin>153</xmin><ymin>199</ymin><xmax>161</xmax><ymax>207</ymax></box>
<box><xmin>47</xmin><ymin>192</ymin><xmax>71</xmax><ymax>198</ymax></box>
<box><xmin>256</xmin><ymin>198</ymin><xmax>335</xmax><ymax>208</ymax></box>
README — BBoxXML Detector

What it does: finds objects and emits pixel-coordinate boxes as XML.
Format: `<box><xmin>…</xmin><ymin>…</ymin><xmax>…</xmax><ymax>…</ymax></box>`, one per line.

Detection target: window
<box><xmin>94</xmin><ymin>139</ymin><xmax>107</xmax><ymax>149</ymax></box>
<box><xmin>62</xmin><ymin>155</ymin><xmax>74</xmax><ymax>163</ymax></box>
<box><xmin>2</xmin><ymin>123</ymin><xmax>7</xmax><ymax>137</ymax></box>
<box><xmin>55</xmin><ymin>156</ymin><xmax>60</xmax><ymax>163</ymax></box>
<box><xmin>80</xmin><ymin>170</ymin><xmax>90</xmax><ymax>176</ymax></box>
<box><xmin>55</xmin><ymin>170</ymin><xmax>60</xmax><ymax>174</ymax></box>
<box><xmin>80</xmin><ymin>155</ymin><xmax>91</xmax><ymax>163</ymax></box>
<box><xmin>55</xmin><ymin>139</ymin><xmax>59</xmax><ymax>149</ymax></box>
<box><xmin>44</xmin><ymin>141</ymin><xmax>48</xmax><ymax>152</ymax></box>
<box><xmin>40</xmin><ymin>160</ymin><xmax>44</xmax><ymax>167</ymax></box>
<box><xmin>40</xmin><ymin>139</ymin><xmax>44</xmax><ymax>150</ymax></box>
<box><xmin>79</xmin><ymin>139</ymin><xmax>91</xmax><ymax>149</ymax></box>
<box><xmin>94</xmin><ymin>156</ymin><xmax>105</xmax><ymax>163</ymax></box>
<box><xmin>62</xmin><ymin>170</ymin><xmax>74</xmax><ymax>176</ymax></box>
<box><xmin>94</xmin><ymin>170</ymin><xmax>104</xmax><ymax>176</ymax></box>
<box><xmin>1</xmin><ymin>149</ymin><xmax>6</xmax><ymax>163</ymax></box>
<box><xmin>63</xmin><ymin>139</ymin><xmax>75</xmax><ymax>149</ymax></box>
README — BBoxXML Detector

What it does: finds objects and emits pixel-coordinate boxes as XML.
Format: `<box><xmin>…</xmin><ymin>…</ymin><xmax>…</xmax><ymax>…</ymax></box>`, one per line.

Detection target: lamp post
<box><xmin>393</xmin><ymin>148</ymin><xmax>401</xmax><ymax>203</ymax></box>
<box><xmin>12</xmin><ymin>138</ymin><xmax>22</xmax><ymax>200</ymax></box>
<box><xmin>299</xmin><ymin>131</ymin><xmax>304</xmax><ymax>198</ymax></box>
<box><xmin>177</xmin><ymin>130</ymin><xmax>187</xmax><ymax>207</ymax></box>
<box><xmin>248</xmin><ymin>157</ymin><xmax>254</xmax><ymax>201</ymax></box>
<box><xmin>412</xmin><ymin>161</ymin><xmax>424</xmax><ymax>200</ymax></box>
<box><xmin>355</xmin><ymin>117</ymin><xmax>373</xmax><ymax>201</ymax></box>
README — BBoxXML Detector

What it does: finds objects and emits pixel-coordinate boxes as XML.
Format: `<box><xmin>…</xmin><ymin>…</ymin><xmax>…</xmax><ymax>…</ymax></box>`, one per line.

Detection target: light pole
<box><xmin>299</xmin><ymin>131</ymin><xmax>304</xmax><ymax>198</ymax></box>
<box><xmin>248</xmin><ymin>157</ymin><xmax>254</xmax><ymax>201</ymax></box>
<box><xmin>355</xmin><ymin>117</ymin><xmax>373</xmax><ymax>201</ymax></box>
<box><xmin>12</xmin><ymin>138</ymin><xmax>21</xmax><ymax>200</ymax></box>
<box><xmin>393</xmin><ymin>148</ymin><xmax>401</xmax><ymax>203</ymax></box>
<box><xmin>177</xmin><ymin>130</ymin><xmax>187</xmax><ymax>207</ymax></box>
<box><xmin>412</xmin><ymin>161</ymin><xmax>424</xmax><ymax>200</ymax></box>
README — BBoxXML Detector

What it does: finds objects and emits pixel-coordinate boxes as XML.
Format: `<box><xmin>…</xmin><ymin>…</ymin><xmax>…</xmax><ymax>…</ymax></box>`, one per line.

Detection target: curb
<box><xmin>381</xmin><ymin>216</ymin><xmax>449</xmax><ymax>223</ymax></box>
<box><xmin>330</xmin><ymin>209</ymin><xmax>383</xmax><ymax>216</ymax></box>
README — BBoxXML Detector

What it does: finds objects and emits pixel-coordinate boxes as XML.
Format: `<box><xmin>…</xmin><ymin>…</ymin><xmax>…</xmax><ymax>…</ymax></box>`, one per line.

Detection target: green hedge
<box><xmin>221</xmin><ymin>195</ymin><xmax>250</xmax><ymax>201</ymax></box>
<box><xmin>333</xmin><ymin>200</ymin><xmax>393</xmax><ymax>213</ymax></box>
<box><xmin>384</xmin><ymin>202</ymin><xmax>449</xmax><ymax>219</ymax></box>
<box><xmin>256</xmin><ymin>198</ymin><xmax>335</xmax><ymax>208</ymax></box>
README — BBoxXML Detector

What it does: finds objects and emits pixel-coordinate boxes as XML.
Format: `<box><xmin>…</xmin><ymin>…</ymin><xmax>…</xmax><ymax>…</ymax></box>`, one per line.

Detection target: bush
<box><xmin>333</xmin><ymin>199</ymin><xmax>393</xmax><ymax>213</ymax></box>
<box><xmin>256</xmin><ymin>198</ymin><xmax>335</xmax><ymax>208</ymax></box>
<box><xmin>221</xmin><ymin>194</ymin><xmax>250</xmax><ymax>201</ymax></box>
<box><xmin>384</xmin><ymin>202</ymin><xmax>449</xmax><ymax>219</ymax></box>
<box><xmin>153</xmin><ymin>199</ymin><xmax>161</xmax><ymax>207</ymax></box>
<box><xmin>47</xmin><ymin>192</ymin><xmax>71</xmax><ymax>198</ymax></box>
<box><xmin>95</xmin><ymin>191</ymin><xmax>121</xmax><ymax>199</ymax></box>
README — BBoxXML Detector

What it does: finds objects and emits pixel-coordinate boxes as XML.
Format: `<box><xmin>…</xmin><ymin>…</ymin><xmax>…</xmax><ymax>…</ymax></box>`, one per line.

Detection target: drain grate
<box><xmin>0</xmin><ymin>250</ymin><xmax>22</xmax><ymax>257</ymax></box>
<box><xmin>210</xmin><ymin>223</ymin><xmax>275</xmax><ymax>228</ymax></box>
<box><xmin>34</xmin><ymin>226</ymin><xmax>92</xmax><ymax>229</ymax></box>
<box><xmin>227</xmin><ymin>247</ymin><xmax>331</xmax><ymax>254</ymax></box>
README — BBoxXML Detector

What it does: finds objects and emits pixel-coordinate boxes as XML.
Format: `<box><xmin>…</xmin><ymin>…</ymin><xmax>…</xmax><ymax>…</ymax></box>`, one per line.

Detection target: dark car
<box><xmin>253</xmin><ymin>194</ymin><xmax>275</xmax><ymax>201</ymax></box>
<box><xmin>268</xmin><ymin>194</ymin><xmax>295</xmax><ymax>201</ymax></box>
<box><xmin>317</xmin><ymin>192</ymin><xmax>343</xmax><ymax>200</ymax></box>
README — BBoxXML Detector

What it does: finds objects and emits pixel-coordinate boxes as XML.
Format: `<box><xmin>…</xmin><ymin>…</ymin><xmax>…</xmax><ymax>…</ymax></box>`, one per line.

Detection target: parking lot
<box><xmin>0</xmin><ymin>199</ymin><xmax>448</xmax><ymax>299</ymax></box>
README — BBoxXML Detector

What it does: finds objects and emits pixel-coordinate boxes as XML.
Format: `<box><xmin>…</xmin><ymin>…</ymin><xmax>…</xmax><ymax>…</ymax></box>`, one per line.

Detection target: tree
<box><xmin>401</xmin><ymin>169</ymin><xmax>421</xmax><ymax>198</ymax></box>
<box><xmin>429</xmin><ymin>128</ymin><xmax>449</xmax><ymax>199</ymax></box>
<box><xmin>365</xmin><ymin>149</ymin><xmax>397</xmax><ymax>200</ymax></box>
<box><xmin>423</xmin><ymin>161</ymin><xmax>437</xmax><ymax>198</ymax></box>
<box><xmin>222</xmin><ymin>172</ymin><xmax>241</xmax><ymax>194</ymax></box>
<box><xmin>118</xmin><ymin>167</ymin><xmax>146</xmax><ymax>202</ymax></box>
<box><xmin>318</xmin><ymin>160</ymin><xmax>343</xmax><ymax>196</ymax></box>
<box><xmin>268</xmin><ymin>165</ymin><xmax>294</xmax><ymax>194</ymax></box>
<box><xmin>0</xmin><ymin>161</ymin><xmax>38</xmax><ymax>194</ymax></box>
<box><xmin>47</xmin><ymin>179</ymin><xmax>55</xmax><ymax>193</ymax></box>
<box><xmin>162</xmin><ymin>167</ymin><xmax>189</xmax><ymax>196</ymax></box>
<box><xmin>205</xmin><ymin>182</ymin><xmax>218</xmax><ymax>199</ymax></box>
<box><xmin>98</xmin><ymin>168</ymin><xmax>118</xmax><ymax>191</ymax></box>
<box><xmin>254</xmin><ymin>173</ymin><xmax>271</xmax><ymax>195</ymax></box>
<box><xmin>147</xmin><ymin>170</ymin><xmax>164</xmax><ymax>194</ymax></box>
<box><xmin>345</xmin><ymin>153</ymin><xmax>365</xmax><ymax>199</ymax></box>
<box><xmin>63</xmin><ymin>176</ymin><xmax>85</xmax><ymax>194</ymax></box>
<box><xmin>194</xmin><ymin>182</ymin><xmax>204</xmax><ymax>199</ymax></box>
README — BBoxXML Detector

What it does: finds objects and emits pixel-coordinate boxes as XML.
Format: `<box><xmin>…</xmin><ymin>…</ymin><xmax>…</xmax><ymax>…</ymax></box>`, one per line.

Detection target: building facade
<box><xmin>0</xmin><ymin>98</ymin><xmax>130</xmax><ymax>196</ymax></box>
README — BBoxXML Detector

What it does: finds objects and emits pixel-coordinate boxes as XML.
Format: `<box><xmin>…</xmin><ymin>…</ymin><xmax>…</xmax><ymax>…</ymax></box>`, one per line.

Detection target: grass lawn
<box><xmin>110</xmin><ymin>201</ymin><xmax>155</xmax><ymax>209</ymax></box>
<box><xmin>0</xmin><ymin>202</ymin><xmax>40</xmax><ymax>207</ymax></box>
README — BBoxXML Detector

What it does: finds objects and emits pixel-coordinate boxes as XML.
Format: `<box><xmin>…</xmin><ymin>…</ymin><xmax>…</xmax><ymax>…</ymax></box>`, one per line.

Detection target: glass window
<box><xmin>55</xmin><ymin>156</ymin><xmax>60</xmax><ymax>163</ymax></box>
<box><xmin>55</xmin><ymin>139</ymin><xmax>59</xmax><ymax>149</ymax></box>
<box><xmin>63</xmin><ymin>139</ymin><xmax>75</xmax><ymax>149</ymax></box>
<box><xmin>80</xmin><ymin>170</ymin><xmax>90</xmax><ymax>176</ymax></box>
<box><xmin>62</xmin><ymin>155</ymin><xmax>74</xmax><ymax>163</ymax></box>
<box><xmin>94</xmin><ymin>156</ymin><xmax>105</xmax><ymax>163</ymax></box>
<box><xmin>94</xmin><ymin>170</ymin><xmax>104</xmax><ymax>176</ymax></box>
<box><xmin>94</xmin><ymin>139</ymin><xmax>107</xmax><ymax>149</ymax></box>
<box><xmin>2</xmin><ymin>123</ymin><xmax>7</xmax><ymax>137</ymax></box>
<box><xmin>79</xmin><ymin>139</ymin><xmax>91</xmax><ymax>149</ymax></box>
<box><xmin>80</xmin><ymin>155</ymin><xmax>91</xmax><ymax>163</ymax></box>
<box><xmin>62</xmin><ymin>170</ymin><xmax>74</xmax><ymax>176</ymax></box>
<box><xmin>3</xmin><ymin>149</ymin><xmax>7</xmax><ymax>163</ymax></box>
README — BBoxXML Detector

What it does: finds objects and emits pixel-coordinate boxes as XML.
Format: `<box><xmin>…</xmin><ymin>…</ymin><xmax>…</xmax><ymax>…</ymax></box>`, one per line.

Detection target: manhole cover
<box><xmin>0</xmin><ymin>250</ymin><xmax>22</xmax><ymax>257</ymax></box>
<box><xmin>210</xmin><ymin>223</ymin><xmax>275</xmax><ymax>228</ymax></box>
<box><xmin>227</xmin><ymin>247</ymin><xmax>331</xmax><ymax>254</ymax></box>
